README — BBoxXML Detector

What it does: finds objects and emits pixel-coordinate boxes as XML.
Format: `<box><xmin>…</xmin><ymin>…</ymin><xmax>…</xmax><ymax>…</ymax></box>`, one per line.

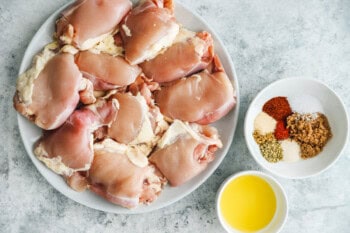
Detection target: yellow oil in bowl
<box><xmin>219</xmin><ymin>175</ymin><xmax>277</xmax><ymax>232</ymax></box>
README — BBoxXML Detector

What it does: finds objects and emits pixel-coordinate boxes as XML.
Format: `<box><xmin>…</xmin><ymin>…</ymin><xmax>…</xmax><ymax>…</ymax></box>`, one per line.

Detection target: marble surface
<box><xmin>1</xmin><ymin>0</ymin><xmax>349</xmax><ymax>232</ymax></box>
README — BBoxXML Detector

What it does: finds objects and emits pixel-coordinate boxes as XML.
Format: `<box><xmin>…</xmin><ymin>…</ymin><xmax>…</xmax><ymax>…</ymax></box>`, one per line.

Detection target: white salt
<box><xmin>281</xmin><ymin>139</ymin><xmax>301</xmax><ymax>162</ymax></box>
<box><xmin>254</xmin><ymin>112</ymin><xmax>277</xmax><ymax>135</ymax></box>
<box><xmin>288</xmin><ymin>94</ymin><xmax>324</xmax><ymax>114</ymax></box>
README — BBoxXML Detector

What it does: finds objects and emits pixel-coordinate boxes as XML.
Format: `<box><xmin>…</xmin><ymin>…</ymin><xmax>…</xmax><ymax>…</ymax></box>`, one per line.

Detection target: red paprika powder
<box><xmin>274</xmin><ymin>120</ymin><xmax>289</xmax><ymax>140</ymax></box>
<box><xmin>263</xmin><ymin>97</ymin><xmax>292</xmax><ymax>121</ymax></box>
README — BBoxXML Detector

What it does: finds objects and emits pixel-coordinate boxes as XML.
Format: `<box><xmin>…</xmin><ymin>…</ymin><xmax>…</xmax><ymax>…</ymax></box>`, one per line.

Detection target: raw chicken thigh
<box><xmin>108</xmin><ymin>93</ymin><xmax>151</xmax><ymax>144</ymax></box>
<box><xmin>88</xmin><ymin>139</ymin><xmax>166</xmax><ymax>209</ymax></box>
<box><xmin>149</xmin><ymin>120</ymin><xmax>222</xmax><ymax>187</ymax></box>
<box><xmin>108</xmin><ymin>92</ymin><xmax>168</xmax><ymax>147</ymax></box>
<box><xmin>155</xmin><ymin>55</ymin><xmax>236</xmax><ymax>124</ymax></box>
<box><xmin>56</xmin><ymin>0</ymin><xmax>132</xmax><ymax>50</ymax></box>
<box><xmin>34</xmin><ymin>99</ymin><xmax>118</xmax><ymax>177</ymax></box>
<box><xmin>140</xmin><ymin>29</ymin><xmax>214</xmax><ymax>83</ymax></box>
<box><xmin>75</xmin><ymin>51</ymin><xmax>141</xmax><ymax>90</ymax></box>
<box><xmin>14</xmin><ymin>43</ymin><xmax>94</xmax><ymax>130</ymax></box>
<box><xmin>120</xmin><ymin>0</ymin><xmax>179</xmax><ymax>65</ymax></box>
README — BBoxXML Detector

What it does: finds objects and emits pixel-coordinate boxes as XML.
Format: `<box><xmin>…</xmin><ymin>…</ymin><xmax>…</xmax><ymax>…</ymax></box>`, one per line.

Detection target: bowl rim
<box><xmin>244</xmin><ymin>77</ymin><xmax>350</xmax><ymax>179</ymax></box>
<box><xmin>216</xmin><ymin>170</ymin><xmax>289</xmax><ymax>233</ymax></box>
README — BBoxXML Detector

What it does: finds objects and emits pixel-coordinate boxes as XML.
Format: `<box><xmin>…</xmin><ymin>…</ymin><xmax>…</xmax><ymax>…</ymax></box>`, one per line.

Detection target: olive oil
<box><xmin>220</xmin><ymin>175</ymin><xmax>277</xmax><ymax>232</ymax></box>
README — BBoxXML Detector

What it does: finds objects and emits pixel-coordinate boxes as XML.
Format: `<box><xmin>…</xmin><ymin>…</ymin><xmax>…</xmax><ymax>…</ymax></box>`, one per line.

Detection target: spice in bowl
<box><xmin>274</xmin><ymin>120</ymin><xmax>289</xmax><ymax>140</ymax></box>
<box><xmin>254</xmin><ymin>112</ymin><xmax>277</xmax><ymax>135</ymax></box>
<box><xmin>280</xmin><ymin>139</ymin><xmax>300</xmax><ymax>162</ymax></box>
<box><xmin>288</xmin><ymin>94</ymin><xmax>324</xmax><ymax>114</ymax></box>
<box><xmin>252</xmin><ymin>95</ymin><xmax>332</xmax><ymax>163</ymax></box>
<box><xmin>259</xmin><ymin>140</ymin><xmax>283</xmax><ymax>163</ymax></box>
<box><xmin>287</xmin><ymin>112</ymin><xmax>332</xmax><ymax>159</ymax></box>
<box><xmin>262</xmin><ymin>97</ymin><xmax>291</xmax><ymax>121</ymax></box>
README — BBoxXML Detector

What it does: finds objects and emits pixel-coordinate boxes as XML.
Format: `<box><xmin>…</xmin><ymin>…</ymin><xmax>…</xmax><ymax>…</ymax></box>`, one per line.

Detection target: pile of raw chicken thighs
<box><xmin>13</xmin><ymin>0</ymin><xmax>236</xmax><ymax>209</ymax></box>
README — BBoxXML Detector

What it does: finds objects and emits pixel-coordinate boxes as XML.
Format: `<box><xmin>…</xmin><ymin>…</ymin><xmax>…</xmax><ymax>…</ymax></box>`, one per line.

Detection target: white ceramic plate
<box><xmin>244</xmin><ymin>77</ymin><xmax>349</xmax><ymax>179</ymax></box>
<box><xmin>17</xmin><ymin>1</ymin><xmax>240</xmax><ymax>213</ymax></box>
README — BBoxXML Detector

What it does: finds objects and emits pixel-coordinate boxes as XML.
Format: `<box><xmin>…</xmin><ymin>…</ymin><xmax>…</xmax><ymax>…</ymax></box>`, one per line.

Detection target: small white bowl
<box><xmin>244</xmin><ymin>77</ymin><xmax>349</xmax><ymax>179</ymax></box>
<box><xmin>216</xmin><ymin>171</ymin><xmax>288</xmax><ymax>233</ymax></box>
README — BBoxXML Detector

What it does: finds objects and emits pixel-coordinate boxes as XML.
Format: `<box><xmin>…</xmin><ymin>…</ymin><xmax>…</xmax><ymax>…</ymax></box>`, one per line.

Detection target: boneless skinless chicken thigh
<box><xmin>56</xmin><ymin>0</ymin><xmax>132</xmax><ymax>50</ymax></box>
<box><xmin>88</xmin><ymin>139</ymin><xmax>166</xmax><ymax>209</ymax></box>
<box><xmin>149</xmin><ymin>120</ymin><xmax>222</xmax><ymax>187</ymax></box>
<box><xmin>13</xmin><ymin>0</ymin><xmax>237</xmax><ymax>209</ymax></box>
<box><xmin>120</xmin><ymin>0</ymin><xmax>180</xmax><ymax>65</ymax></box>
<box><xmin>14</xmin><ymin>43</ymin><xmax>95</xmax><ymax>130</ymax></box>
<box><xmin>155</xmin><ymin>55</ymin><xmax>236</xmax><ymax>124</ymax></box>
<box><xmin>140</xmin><ymin>28</ymin><xmax>214</xmax><ymax>83</ymax></box>
<box><xmin>75</xmin><ymin>51</ymin><xmax>141</xmax><ymax>90</ymax></box>
<box><xmin>34</xmin><ymin>99</ymin><xmax>118</xmax><ymax>177</ymax></box>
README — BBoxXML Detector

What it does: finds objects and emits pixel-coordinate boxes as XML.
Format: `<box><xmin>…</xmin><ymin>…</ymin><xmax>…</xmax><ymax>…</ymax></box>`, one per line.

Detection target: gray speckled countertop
<box><xmin>1</xmin><ymin>0</ymin><xmax>349</xmax><ymax>232</ymax></box>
